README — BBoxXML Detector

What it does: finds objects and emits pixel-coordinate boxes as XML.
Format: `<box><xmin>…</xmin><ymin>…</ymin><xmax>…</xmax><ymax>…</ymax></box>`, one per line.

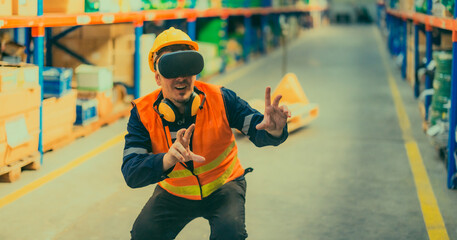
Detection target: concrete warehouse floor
<box><xmin>1</xmin><ymin>25</ymin><xmax>457</xmax><ymax>240</ymax></box>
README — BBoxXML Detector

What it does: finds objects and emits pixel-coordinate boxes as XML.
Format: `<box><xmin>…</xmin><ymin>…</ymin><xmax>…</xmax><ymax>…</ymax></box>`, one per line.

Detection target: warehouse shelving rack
<box><xmin>380</xmin><ymin>1</ymin><xmax>457</xmax><ymax>188</ymax></box>
<box><xmin>0</xmin><ymin>2</ymin><xmax>327</xmax><ymax>171</ymax></box>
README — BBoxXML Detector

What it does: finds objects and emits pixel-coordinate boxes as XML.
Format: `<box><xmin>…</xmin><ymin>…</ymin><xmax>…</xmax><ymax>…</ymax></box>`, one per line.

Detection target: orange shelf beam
<box><xmin>386</xmin><ymin>8</ymin><xmax>456</xmax><ymax>31</ymax></box>
<box><xmin>0</xmin><ymin>6</ymin><xmax>327</xmax><ymax>29</ymax></box>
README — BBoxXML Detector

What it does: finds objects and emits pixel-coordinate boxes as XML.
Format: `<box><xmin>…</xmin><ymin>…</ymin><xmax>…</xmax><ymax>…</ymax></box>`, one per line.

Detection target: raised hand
<box><xmin>255</xmin><ymin>87</ymin><xmax>291</xmax><ymax>137</ymax></box>
<box><xmin>163</xmin><ymin>124</ymin><xmax>205</xmax><ymax>171</ymax></box>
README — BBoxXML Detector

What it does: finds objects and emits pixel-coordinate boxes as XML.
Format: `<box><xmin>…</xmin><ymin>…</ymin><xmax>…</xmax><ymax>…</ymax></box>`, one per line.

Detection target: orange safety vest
<box><xmin>133</xmin><ymin>81</ymin><xmax>245</xmax><ymax>200</ymax></box>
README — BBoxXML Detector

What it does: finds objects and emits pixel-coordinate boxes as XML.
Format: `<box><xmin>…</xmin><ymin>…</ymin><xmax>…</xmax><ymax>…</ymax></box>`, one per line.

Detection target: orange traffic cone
<box><xmin>272</xmin><ymin>73</ymin><xmax>319</xmax><ymax>132</ymax></box>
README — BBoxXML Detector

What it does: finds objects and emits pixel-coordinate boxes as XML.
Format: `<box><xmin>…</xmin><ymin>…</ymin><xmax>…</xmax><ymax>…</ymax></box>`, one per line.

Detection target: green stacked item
<box><xmin>249</xmin><ymin>0</ymin><xmax>262</xmax><ymax>7</ymax></box>
<box><xmin>85</xmin><ymin>0</ymin><xmax>100</xmax><ymax>12</ymax></box>
<box><xmin>184</xmin><ymin>0</ymin><xmax>196</xmax><ymax>8</ymax></box>
<box><xmin>222</xmin><ymin>0</ymin><xmax>245</xmax><ymax>8</ymax></box>
<box><xmin>415</xmin><ymin>0</ymin><xmax>427</xmax><ymax>13</ymax></box>
<box><xmin>198</xmin><ymin>19</ymin><xmax>227</xmax><ymax>55</ymax></box>
<box><xmin>441</xmin><ymin>0</ymin><xmax>454</xmax><ymax>15</ymax></box>
<box><xmin>150</xmin><ymin>0</ymin><xmax>178</xmax><ymax>9</ymax></box>
<box><xmin>142</xmin><ymin>0</ymin><xmax>154</xmax><ymax>10</ymax></box>
<box><xmin>430</xmin><ymin>51</ymin><xmax>452</xmax><ymax>125</ymax></box>
<box><xmin>198</xmin><ymin>42</ymin><xmax>223</xmax><ymax>77</ymax></box>
<box><xmin>196</xmin><ymin>19</ymin><xmax>227</xmax><ymax>77</ymax></box>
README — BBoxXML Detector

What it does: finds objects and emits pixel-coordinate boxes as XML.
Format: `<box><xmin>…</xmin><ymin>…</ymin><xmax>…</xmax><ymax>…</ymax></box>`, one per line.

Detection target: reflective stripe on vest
<box><xmin>167</xmin><ymin>141</ymin><xmax>236</xmax><ymax>178</ymax></box>
<box><xmin>160</xmin><ymin>155</ymin><xmax>238</xmax><ymax>198</ymax></box>
<box><xmin>134</xmin><ymin>81</ymin><xmax>245</xmax><ymax>200</ymax></box>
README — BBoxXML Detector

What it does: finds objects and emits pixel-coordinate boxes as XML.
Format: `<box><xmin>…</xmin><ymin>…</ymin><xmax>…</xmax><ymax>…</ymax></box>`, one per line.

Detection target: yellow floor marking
<box><xmin>0</xmin><ymin>132</ymin><xmax>126</xmax><ymax>209</ymax></box>
<box><xmin>374</xmin><ymin>28</ymin><xmax>449</xmax><ymax>240</ymax></box>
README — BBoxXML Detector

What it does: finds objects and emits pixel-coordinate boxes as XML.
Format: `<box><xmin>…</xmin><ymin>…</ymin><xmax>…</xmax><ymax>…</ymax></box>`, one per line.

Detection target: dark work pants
<box><xmin>131</xmin><ymin>178</ymin><xmax>248</xmax><ymax>240</ymax></box>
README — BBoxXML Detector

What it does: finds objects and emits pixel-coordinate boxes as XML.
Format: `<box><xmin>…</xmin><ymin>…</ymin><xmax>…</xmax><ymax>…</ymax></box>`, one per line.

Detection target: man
<box><xmin>122</xmin><ymin>27</ymin><xmax>291</xmax><ymax>240</ymax></box>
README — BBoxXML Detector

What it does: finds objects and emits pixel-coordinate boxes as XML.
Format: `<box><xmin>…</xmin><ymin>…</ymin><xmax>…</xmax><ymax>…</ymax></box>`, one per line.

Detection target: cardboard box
<box><xmin>140</xmin><ymin>34</ymin><xmax>159</xmax><ymax>97</ymax></box>
<box><xmin>4</xmin><ymin>130</ymin><xmax>39</xmax><ymax>165</ymax></box>
<box><xmin>0</xmin><ymin>62</ymin><xmax>39</xmax><ymax>89</ymax></box>
<box><xmin>0</xmin><ymin>87</ymin><xmax>41</xmax><ymax>119</ymax></box>
<box><xmin>113</xmin><ymin>52</ymin><xmax>134</xmax><ymax>85</ymax></box>
<box><xmin>2</xmin><ymin>42</ymin><xmax>26</xmax><ymax>61</ymax></box>
<box><xmin>0</xmin><ymin>67</ymin><xmax>19</xmax><ymax>92</ymax></box>
<box><xmin>78</xmin><ymin>90</ymin><xmax>113</xmax><ymax>118</ymax></box>
<box><xmin>0</xmin><ymin>0</ymin><xmax>12</xmax><ymax>16</ymax></box>
<box><xmin>13</xmin><ymin>0</ymin><xmax>37</xmax><ymax>16</ymax></box>
<box><xmin>43</xmin><ymin>124</ymin><xmax>73</xmax><ymax>148</ymax></box>
<box><xmin>81</xmin><ymin>24</ymin><xmax>134</xmax><ymax>39</ymax></box>
<box><xmin>42</xmin><ymin>90</ymin><xmax>76</xmax><ymax>146</ymax></box>
<box><xmin>0</xmin><ymin>108</ymin><xmax>39</xmax><ymax>143</ymax></box>
<box><xmin>43</xmin><ymin>67</ymin><xmax>73</xmax><ymax>98</ymax></box>
<box><xmin>114</xmin><ymin>34</ymin><xmax>135</xmax><ymax>53</ymax></box>
<box><xmin>52</xmin><ymin>39</ymin><xmax>114</xmax><ymax>69</ymax></box>
<box><xmin>84</xmin><ymin>39</ymin><xmax>114</xmax><ymax>67</ymax></box>
<box><xmin>43</xmin><ymin>90</ymin><xmax>77</xmax><ymax>130</ymax></box>
<box><xmin>439</xmin><ymin>33</ymin><xmax>452</xmax><ymax>50</ymax></box>
<box><xmin>44</xmin><ymin>0</ymin><xmax>85</xmax><ymax>14</ymax></box>
<box><xmin>76</xmin><ymin>65</ymin><xmax>113</xmax><ymax>91</ymax></box>
<box><xmin>52</xmin><ymin>27</ymin><xmax>83</xmax><ymax>39</ymax></box>
<box><xmin>0</xmin><ymin>107</ymin><xmax>40</xmax><ymax>166</ymax></box>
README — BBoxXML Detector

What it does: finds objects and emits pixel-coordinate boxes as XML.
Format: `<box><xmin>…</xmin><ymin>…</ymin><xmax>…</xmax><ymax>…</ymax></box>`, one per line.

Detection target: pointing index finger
<box><xmin>176</xmin><ymin>128</ymin><xmax>186</xmax><ymax>145</ymax></box>
<box><xmin>183</xmin><ymin>124</ymin><xmax>195</xmax><ymax>146</ymax></box>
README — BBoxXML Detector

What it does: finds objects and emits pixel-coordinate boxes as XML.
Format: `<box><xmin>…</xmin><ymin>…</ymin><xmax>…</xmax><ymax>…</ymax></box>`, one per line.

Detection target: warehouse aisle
<box><xmin>1</xmin><ymin>25</ymin><xmax>457</xmax><ymax>240</ymax></box>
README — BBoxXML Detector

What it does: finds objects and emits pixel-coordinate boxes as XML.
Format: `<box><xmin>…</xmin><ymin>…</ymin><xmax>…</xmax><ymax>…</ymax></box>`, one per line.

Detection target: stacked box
<box><xmin>0</xmin><ymin>62</ymin><xmax>39</xmax><ymax>90</ymax></box>
<box><xmin>430</xmin><ymin>51</ymin><xmax>452</xmax><ymax>125</ymax></box>
<box><xmin>440</xmin><ymin>0</ymin><xmax>454</xmax><ymax>16</ymax></box>
<box><xmin>0</xmin><ymin>67</ymin><xmax>19</xmax><ymax>92</ymax></box>
<box><xmin>52</xmin><ymin>24</ymin><xmax>135</xmax><ymax>87</ymax></box>
<box><xmin>12</xmin><ymin>0</ymin><xmax>37</xmax><ymax>16</ymax></box>
<box><xmin>85</xmin><ymin>0</ymin><xmax>121</xmax><ymax>12</ymax></box>
<box><xmin>78</xmin><ymin>90</ymin><xmax>113</xmax><ymax>119</ymax></box>
<box><xmin>43</xmin><ymin>0</ymin><xmax>85</xmax><ymax>14</ymax></box>
<box><xmin>75</xmin><ymin>99</ymin><xmax>99</xmax><ymax>125</ymax></box>
<box><xmin>198</xmin><ymin>19</ymin><xmax>226</xmax><ymax>52</ymax></box>
<box><xmin>43</xmin><ymin>67</ymin><xmax>73</xmax><ymax>98</ymax></box>
<box><xmin>0</xmin><ymin>86</ymin><xmax>41</xmax><ymax>167</ymax></box>
<box><xmin>198</xmin><ymin>41</ymin><xmax>223</xmax><ymax>77</ymax></box>
<box><xmin>119</xmin><ymin>0</ymin><xmax>143</xmax><ymax>11</ymax></box>
<box><xmin>0</xmin><ymin>0</ymin><xmax>12</xmax><ymax>16</ymax></box>
<box><xmin>42</xmin><ymin>90</ymin><xmax>77</xmax><ymax>148</ymax></box>
<box><xmin>76</xmin><ymin>65</ymin><xmax>114</xmax><ymax>119</ymax></box>
<box><xmin>150</xmin><ymin>0</ymin><xmax>178</xmax><ymax>9</ymax></box>
<box><xmin>415</xmin><ymin>0</ymin><xmax>427</xmax><ymax>13</ymax></box>
<box><xmin>113</xmin><ymin>34</ymin><xmax>135</xmax><ymax>86</ymax></box>
<box><xmin>52</xmin><ymin>38</ymin><xmax>114</xmax><ymax>69</ymax></box>
<box><xmin>139</xmin><ymin>34</ymin><xmax>160</xmax><ymax>97</ymax></box>
<box><xmin>76</xmin><ymin>65</ymin><xmax>113</xmax><ymax>92</ymax></box>
<box><xmin>406</xmin><ymin>22</ymin><xmax>415</xmax><ymax>86</ymax></box>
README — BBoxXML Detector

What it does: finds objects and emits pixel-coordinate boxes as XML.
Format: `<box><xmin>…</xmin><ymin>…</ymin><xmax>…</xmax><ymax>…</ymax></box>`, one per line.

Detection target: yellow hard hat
<box><xmin>148</xmin><ymin>27</ymin><xmax>199</xmax><ymax>72</ymax></box>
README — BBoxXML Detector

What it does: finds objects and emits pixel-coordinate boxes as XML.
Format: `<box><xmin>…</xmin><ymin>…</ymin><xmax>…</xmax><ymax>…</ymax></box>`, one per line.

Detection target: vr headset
<box><xmin>156</xmin><ymin>50</ymin><xmax>204</xmax><ymax>79</ymax></box>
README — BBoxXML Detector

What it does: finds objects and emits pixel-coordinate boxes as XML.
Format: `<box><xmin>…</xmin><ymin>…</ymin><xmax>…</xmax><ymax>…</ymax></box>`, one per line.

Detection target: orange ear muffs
<box><xmin>158</xmin><ymin>99</ymin><xmax>179</xmax><ymax>122</ymax></box>
<box><xmin>157</xmin><ymin>92</ymin><xmax>201</xmax><ymax>123</ymax></box>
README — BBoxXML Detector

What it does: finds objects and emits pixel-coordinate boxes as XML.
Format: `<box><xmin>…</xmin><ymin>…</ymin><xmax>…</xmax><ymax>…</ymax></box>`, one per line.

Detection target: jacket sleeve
<box><xmin>221</xmin><ymin>87</ymin><xmax>288</xmax><ymax>147</ymax></box>
<box><xmin>121</xmin><ymin>106</ymin><xmax>169</xmax><ymax>188</ymax></box>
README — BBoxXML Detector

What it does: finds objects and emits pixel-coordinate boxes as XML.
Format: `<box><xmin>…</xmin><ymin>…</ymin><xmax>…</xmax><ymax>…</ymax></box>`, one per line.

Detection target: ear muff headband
<box><xmin>158</xmin><ymin>51</ymin><xmax>204</xmax><ymax>79</ymax></box>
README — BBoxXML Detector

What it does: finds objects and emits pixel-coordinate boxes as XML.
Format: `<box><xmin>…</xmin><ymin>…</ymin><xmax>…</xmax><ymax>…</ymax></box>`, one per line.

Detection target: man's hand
<box><xmin>255</xmin><ymin>87</ymin><xmax>291</xmax><ymax>137</ymax></box>
<box><xmin>163</xmin><ymin>124</ymin><xmax>205</xmax><ymax>171</ymax></box>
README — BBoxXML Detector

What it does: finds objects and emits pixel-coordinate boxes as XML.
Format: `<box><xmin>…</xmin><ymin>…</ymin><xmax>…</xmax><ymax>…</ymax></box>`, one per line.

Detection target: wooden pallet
<box><xmin>43</xmin><ymin>134</ymin><xmax>75</xmax><ymax>153</ymax></box>
<box><xmin>0</xmin><ymin>152</ymin><xmax>41</xmax><ymax>182</ymax></box>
